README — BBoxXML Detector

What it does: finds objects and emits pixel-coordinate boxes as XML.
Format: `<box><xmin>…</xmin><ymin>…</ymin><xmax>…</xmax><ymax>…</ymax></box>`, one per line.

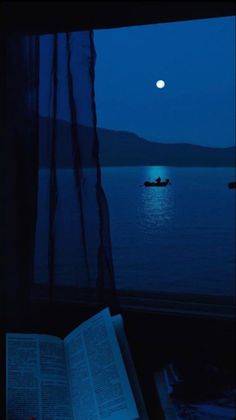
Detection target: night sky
<box><xmin>94</xmin><ymin>16</ymin><xmax>235</xmax><ymax>147</ymax></box>
<box><xmin>39</xmin><ymin>16</ymin><xmax>235</xmax><ymax>148</ymax></box>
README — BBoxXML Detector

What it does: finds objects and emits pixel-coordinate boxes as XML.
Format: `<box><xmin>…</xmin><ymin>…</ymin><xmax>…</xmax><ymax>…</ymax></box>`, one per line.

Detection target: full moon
<box><xmin>156</xmin><ymin>80</ymin><xmax>165</xmax><ymax>89</ymax></box>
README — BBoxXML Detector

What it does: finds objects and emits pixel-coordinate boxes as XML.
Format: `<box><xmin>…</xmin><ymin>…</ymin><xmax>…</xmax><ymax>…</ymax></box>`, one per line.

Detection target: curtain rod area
<box><xmin>1</xmin><ymin>1</ymin><xmax>235</xmax><ymax>34</ymax></box>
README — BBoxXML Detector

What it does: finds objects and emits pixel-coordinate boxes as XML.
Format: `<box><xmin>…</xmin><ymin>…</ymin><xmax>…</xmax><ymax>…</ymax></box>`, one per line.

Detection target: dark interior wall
<box><xmin>1</xmin><ymin>1</ymin><xmax>235</xmax><ymax>34</ymax></box>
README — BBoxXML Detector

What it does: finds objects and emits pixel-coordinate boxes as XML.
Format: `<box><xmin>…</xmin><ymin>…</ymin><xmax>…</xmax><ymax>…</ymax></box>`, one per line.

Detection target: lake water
<box><xmin>36</xmin><ymin>166</ymin><xmax>235</xmax><ymax>296</ymax></box>
<box><xmin>101</xmin><ymin>166</ymin><xmax>235</xmax><ymax>296</ymax></box>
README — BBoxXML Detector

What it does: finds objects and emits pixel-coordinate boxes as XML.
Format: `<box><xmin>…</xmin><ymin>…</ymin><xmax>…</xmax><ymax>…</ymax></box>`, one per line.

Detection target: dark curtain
<box><xmin>4</xmin><ymin>30</ymin><xmax>117</xmax><ymax>322</ymax></box>
<box><xmin>4</xmin><ymin>34</ymin><xmax>39</xmax><ymax>321</ymax></box>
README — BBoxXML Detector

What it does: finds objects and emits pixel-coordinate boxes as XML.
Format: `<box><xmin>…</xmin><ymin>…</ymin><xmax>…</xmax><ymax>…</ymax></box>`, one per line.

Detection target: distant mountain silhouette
<box><xmin>39</xmin><ymin>117</ymin><xmax>235</xmax><ymax>167</ymax></box>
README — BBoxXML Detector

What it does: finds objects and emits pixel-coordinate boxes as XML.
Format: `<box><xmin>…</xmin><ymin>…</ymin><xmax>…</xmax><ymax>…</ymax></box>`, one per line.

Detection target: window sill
<box><xmin>31</xmin><ymin>284</ymin><xmax>235</xmax><ymax>320</ymax></box>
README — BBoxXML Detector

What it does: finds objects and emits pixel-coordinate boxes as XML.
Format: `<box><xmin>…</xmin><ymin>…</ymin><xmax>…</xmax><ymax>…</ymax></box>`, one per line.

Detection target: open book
<box><xmin>6</xmin><ymin>307</ymin><xmax>149</xmax><ymax>420</ymax></box>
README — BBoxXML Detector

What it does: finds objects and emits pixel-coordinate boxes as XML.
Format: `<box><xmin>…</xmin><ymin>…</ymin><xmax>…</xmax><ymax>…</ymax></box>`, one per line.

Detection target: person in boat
<box><xmin>155</xmin><ymin>177</ymin><xmax>161</xmax><ymax>184</ymax></box>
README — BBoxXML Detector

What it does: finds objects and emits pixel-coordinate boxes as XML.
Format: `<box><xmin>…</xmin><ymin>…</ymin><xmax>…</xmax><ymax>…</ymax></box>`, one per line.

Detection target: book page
<box><xmin>112</xmin><ymin>315</ymin><xmax>149</xmax><ymax>420</ymax></box>
<box><xmin>6</xmin><ymin>333</ymin><xmax>73</xmax><ymax>420</ymax></box>
<box><xmin>64</xmin><ymin>307</ymin><xmax>139</xmax><ymax>420</ymax></box>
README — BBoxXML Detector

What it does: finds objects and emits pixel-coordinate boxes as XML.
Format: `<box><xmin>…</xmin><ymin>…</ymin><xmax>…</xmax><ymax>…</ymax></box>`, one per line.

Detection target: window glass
<box><xmin>94</xmin><ymin>17</ymin><xmax>235</xmax><ymax>297</ymax></box>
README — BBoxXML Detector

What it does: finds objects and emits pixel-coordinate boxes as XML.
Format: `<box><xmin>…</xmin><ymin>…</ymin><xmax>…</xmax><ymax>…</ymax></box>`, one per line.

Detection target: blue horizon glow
<box><xmin>94</xmin><ymin>16</ymin><xmax>235</xmax><ymax>148</ymax></box>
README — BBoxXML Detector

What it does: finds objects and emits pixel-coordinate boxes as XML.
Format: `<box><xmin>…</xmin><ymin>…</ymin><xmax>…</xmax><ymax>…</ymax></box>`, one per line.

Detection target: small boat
<box><xmin>228</xmin><ymin>181</ymin><xmax>236</xmax><ymax>189</ymax></box>
<box><xmin>144</xmin><ymin>179</ymin><xmax>171</xmax><ymax>187</ymax></box>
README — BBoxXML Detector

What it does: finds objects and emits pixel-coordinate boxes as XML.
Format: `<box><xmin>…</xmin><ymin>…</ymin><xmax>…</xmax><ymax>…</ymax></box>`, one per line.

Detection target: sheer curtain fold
<box><xmin>5</xmin><ymin>30</ymin><xmax>117</xmax><ymax>311</ymax></box>
<box><xmin>48</xmin><ymin>33</ymin><xmax>59</xmax><ymax>299</ymax></box>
